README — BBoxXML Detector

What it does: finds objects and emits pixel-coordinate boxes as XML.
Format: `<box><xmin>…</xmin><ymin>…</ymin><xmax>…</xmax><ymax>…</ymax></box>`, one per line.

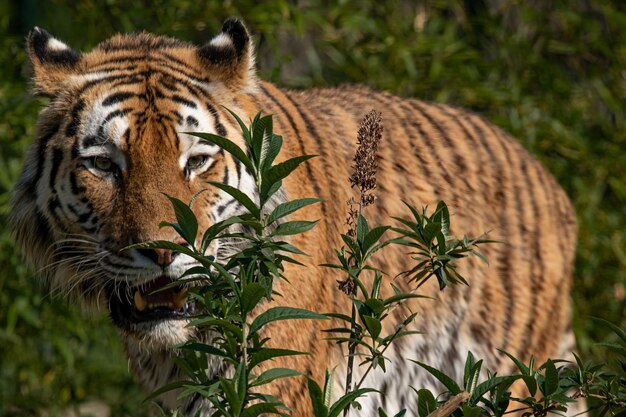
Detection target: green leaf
<box><xmin>249</xmin><ymin>307</ymin><xmax>327</xmax><ymax>334</ymax></box>
<box><xmin>219</xmin><ymin>376</ymin><xmax>243</xmax><ymax>414</ymax></box>
<box><xmin>267</xmin><ymin>198</ymin><xmax>323</xmax><ymax>225</ymax></box>
<box><xmin>434</xmin><ymin>267</ymin><xmax>448</xmax><ymax>290</ymax></box>
<box><xmin>127</xmin><ymin>240</ymin><xmax>196</xmax><ymax>257</ymax></box>
<box><xmin>270</xmin><ymin>220</ymin><xmax>319</xmax><ymax>237</ymax></box>
<box><xmin>252</xmin><ymin>114</ymin><xmax>273</xmax><ymax>168</ymax></box>
<box><xmin>382</xmin><ymin>293</ymin><xmax>427</xmax><ymax>306</ymax></box>
<box><xmin>363</xmin><ymin>298</ymin><xmax>386</xmax><ymax>315</ymax></box>
<box><xmin>356</xmin><ymin>215</ymin><xmax>369</xmax><ymax>244</ymax></box>
<box><xmin>521</xmin><ymin>374</ymin><xmax>538</xmax><ymax>397</ymax></box>
<box><xmin>261</xmin><ymin>155</ymin><xmax>317</xmax><ymax>199</ymax></box>
<box><xmin>144</xmin><ymin>380</ymin><xmax>192</xmax><ymax>402</ymax></box>
<box><xmin>591</xmin><ymin>317</ymin><xmax>626</xmax><ymax>344</ymax></box>
<box><xmin>363</xmin><ymin>316</ymin><xmax>382</xmax><ymax>340</ymax></box>
<box><xmin>188</xmin><ymin>131</ymin><xmax>255</xmax><ymax>176</ymax></box>
<box><xmin>250</xmin><ymin>368</ymin><xmax>301</xmax><ymax>387</ymax></box>
<box><xmin>461</xmin><ymin>404</ymin><xmax>483</xmax><ymax>417</ymax></box>
<box><xmin>323</xmin><ymin>370</ymin><xmax>334</xmax><ymax>409</ymax></box>
<box><xmin>434</xmin><ymin>201</ymin><xmax>450</xmax><ymax>236</ymax></box>
<box><xmin>223</xmin><ymin>107</ymin><xmax>251</xmax><ymax>143</ymax></box>
<box><xmin>265</xmin><ymin>134</ymin><xmax>283</xmax><ymax>170</ymax></box>
<box><xmin>241</xmin><ymin>283</ymin><xmax>267</xmax><ymax>315</ymax></box>
<box><xmin>241</xmin><ymin>403</ymin><xmax>283</xmax><ymax>417</ymax></box>
<box><xmin>362</xmin><ymin>225</ymin><xmax>391</xmax><ymax>254</ymax></box>
<box><xmin>235</xmin><ymin>360</ymin><xmax>247</xmax><ymax>407</ymax></box>
<box><xmin>328</xmin><ymin>388</ymin><xmax>378</xmax><ymax>417</ymax></box>
<box><xmin>307</xmin><ymin>378</ymin><xmax>328</xmax><ymax>417</ymax></box>
<box><xmin>206</xmin><ymin>181</ymin><xmax>260</xmax><ymax>219</ymax></box>
<box><xmin>248</xmin><ymin>348</ymin><xmax>308</xmax><ymax>369</ymax></box>
<box><xmin>498</xmin><ymin>349</ymin><xmax>530</xmax><ymax>375</ymax></box>
<box><xmin>469</xmin><ymin>375</ymin><xmax>520</xmax><ymax>405</ymax></box>
<box><xmin>341</xmin><ymin>234</ymin><xmax>361</xmax><ymax>259</ymax></box>
<box><xmin>411</xmin><ymin>360</ymin><xmax>462</xmax><ymax>394</ymax></box>
<box><xmin>200</xmin><ymin>215</ymin><xmax>247</xmax><ymax>253</ymax></box>
<box><xmin>164</xmin><ymin>194</ymin><xmax>198</xmax><ymax>246</ymax></box>
<box><xmin>180</xmin><ymin>342</ymin><xmax>230</xmax><ymax>360</ymax></box>
<box><xmin>416</xmin><ymin>388</ymin><xmax>437</xmax><ymax>417</ymax></box>
<box><xmin>262</xmin><ymin>179</ymin><xmax>283</xmax><ymax>205</ymax></box>
<box><xmin>543</xmin><ymin>359</ymin><xmax>559</xmax><ymax>396</ymax></box>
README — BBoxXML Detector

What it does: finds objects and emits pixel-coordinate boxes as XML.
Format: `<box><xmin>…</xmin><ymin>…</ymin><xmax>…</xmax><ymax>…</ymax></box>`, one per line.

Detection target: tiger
<box><xmin>10</xmin><ymin>18</ymin><xmax>578</xmax><ymax>417</ymax></box>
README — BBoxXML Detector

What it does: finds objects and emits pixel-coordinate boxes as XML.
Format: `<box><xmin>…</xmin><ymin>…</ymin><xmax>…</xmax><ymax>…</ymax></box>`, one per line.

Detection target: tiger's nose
<box><xmin>136</xmin><ymin>239</ymin><xmax>188</xmax><ymax>266</ymax></box>
<box><xmin>154</xmin><ymin>248</ymin><xmax>173</xmax><ymax>266</ymax></box>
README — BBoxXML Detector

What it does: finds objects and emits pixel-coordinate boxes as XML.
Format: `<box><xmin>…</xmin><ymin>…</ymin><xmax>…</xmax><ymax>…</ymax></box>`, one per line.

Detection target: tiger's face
<box><xmin>11</xmin><ymin>21</ymin><xmax>258</xmax><ymax>349</ymax></box>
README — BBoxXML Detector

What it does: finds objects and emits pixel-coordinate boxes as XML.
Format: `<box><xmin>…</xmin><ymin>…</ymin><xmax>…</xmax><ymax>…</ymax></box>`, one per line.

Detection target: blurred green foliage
<box><xmin>0</xmin><ymin>0</ymin><xmax>624</xmax><ymax>415</ymax></box>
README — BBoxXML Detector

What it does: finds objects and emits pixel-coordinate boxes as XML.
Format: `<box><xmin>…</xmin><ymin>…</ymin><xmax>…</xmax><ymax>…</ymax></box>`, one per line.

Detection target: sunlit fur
<box><xmin>11</xmin><ymin>20</ymin><xmax>579</xmax><ymax>416</ymax></box>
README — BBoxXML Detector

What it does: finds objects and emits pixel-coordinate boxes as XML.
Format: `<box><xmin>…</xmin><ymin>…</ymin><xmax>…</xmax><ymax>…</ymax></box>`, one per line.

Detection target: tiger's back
<box><xmin>10</xmin><ymin>19</ymin><xmax>577</xmax><ymax>416</ymax></box>
<box><xmin>254</xmin><ymin>82</ymin><xmax>577</xmax><ymax>410</ymax></box>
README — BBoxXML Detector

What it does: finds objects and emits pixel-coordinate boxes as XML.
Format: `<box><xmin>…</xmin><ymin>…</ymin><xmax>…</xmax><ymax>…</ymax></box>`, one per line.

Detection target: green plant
<box><xmin>409</xmin><ymin>320</ymin><xmax>626</xmax><ymax>417</ymax></box>
<box><xmin>128</xmin><ymin>107</ymin><xmax>626</xmax><ymax>417</ymax></box>
<box><xmin>318</xmin><ymin>111</ymin><xmax>492</xmax><ymax>417</ymax></box>
<box><xmin>134</xmin><ymin>110</ymin><xmax>326</xmax><ymax>416</ymax></box>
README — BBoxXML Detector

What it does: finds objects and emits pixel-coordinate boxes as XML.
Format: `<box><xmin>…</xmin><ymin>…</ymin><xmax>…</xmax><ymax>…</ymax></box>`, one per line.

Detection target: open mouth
<box><xmin>108</xmin><ymin>276</ymin><xmax>196</xmax><ymax>327</ymax></box>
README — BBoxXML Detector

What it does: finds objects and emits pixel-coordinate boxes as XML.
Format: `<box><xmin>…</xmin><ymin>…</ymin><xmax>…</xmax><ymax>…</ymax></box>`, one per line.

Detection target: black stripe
<box><xmin>519</xmin><ymin>157</ymin><xmax>546</xmax><ymax>358</ymax></box>
<box><xmin>260</xmin><ymin>86</ymin><xmax>327</xmax><ymax>214</ymax></box>
<box><xmin>432</xmin><ymin>104</ymin><xmax>493</xmax><ymax>197</ymax></box>
<box><xmin>49</xmin><ymin>148</ymin><xmax>64</xmax><ymax>189</ymax></box>
<box><xmin>27</xmin><ymin>123</ymin><xmax>60</xmax><ymax>194</ymax></box>
<box><xmin>462</xmin><ymin>114</ymin><xmax>514</xmax><ymax>353</ymax></box>
<box><xmin>89</xmin><ymin>53</ymin><xmax>210</xmax><ymax>84</ymax></box>
<box><xmin>34</xmin><ymin>209</ymin><xmax>52</xmax><ymax>243</ymax></box>
<box><xmin>186</xmin><ymin>115</ymin><xmax>199</xmax><ymax>127</ymax></box>
<box><xmin>398</xmin><ymin>100</ymin><xmax>453</xmax><ymax>194</ymax></box>
<box><xmin>206</xmin><ymin>103</ymin><xmax>227</xmax><ymax>137</ymax></box>
<box><xmin>283</xmin><ymin>94</ymin><xmax>340</xmax><ymax>203</ymax></box>
<box><xmin>69</xmin><ymin>172</ymin><xmax>86</xmax><ymax>194</ymax></box>
<box><xmin>66</xmin><ymin>100</ymin><xmax>85</xmax><ymax>137</ymax></box>
<box><xmin>104</xmin><ymin>108</ymin><xmax>132</xmax><ymax>124</ymax></box>
<box><xmin>216</xmin><ymin>197</ymin><xmax>237</xmax><ymax>217</ymax></box>
<box><xmin>102</xmin><ymin>92</ymin><xmax>136</xmax><ymax>106</ymax></box>
<box><xmin>413</xmin><ymin>101</ymin><xmax>473</xmax><ymax>193</ymax></box>
<box><xmin>171</xmin><ymin>95</ymin><xmax>197</xmax><ymax>108</ymax></box>
<box><xmin>369</xmin><ymin>94</ymin><xmax>426</xmax><ymax>203</ymax></box>
<box><xmin>97</xmin><ymin>108</ymin><xmax>132</xmax><ymax>138</ymax></box>
<box><xmin>83</xmin><ymin>135</ymin><xmax>105</xmax><ymax>148</ymax></box>
<box><xmin>258</xmin><ymin>86</ymin><xmax>319</xmax><ymax>190</ymax></box>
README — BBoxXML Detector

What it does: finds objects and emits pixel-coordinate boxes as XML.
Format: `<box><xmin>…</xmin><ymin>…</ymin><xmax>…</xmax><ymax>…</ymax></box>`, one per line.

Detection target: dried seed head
<box><xmin>346</xmin><ymin>198</ymin><xmax>359</xmax><ymax>237</ymax></box>
<box><xmin>337</xmin><ymin>276</ymin><xmax>356</xmax><ymax>295</ymax></box>
<box><xmin>349</xmin><ymin>110</ymin><xmax>383</xmax><ymax>209</ymax></box>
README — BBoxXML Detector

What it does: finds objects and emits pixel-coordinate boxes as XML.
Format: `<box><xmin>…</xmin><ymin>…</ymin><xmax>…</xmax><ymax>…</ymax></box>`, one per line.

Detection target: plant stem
<box><xmin>342</xmin><ymin>191</ymin><xmax>371</xmax><ymax>417</ymax></box>
<box><xmin>351</xmin><ymin>270</ymin><xmax>435</xmax><ymax>391</ymax></box>
<box><xmin>342</xmin><ymin>295</ymin><xmax>358</xmax><ymax>417</ymax></box>
<box><xmin>354</xmin><ymin>323</ymin><xmax>401</xmax><ymax>390</ymax></box>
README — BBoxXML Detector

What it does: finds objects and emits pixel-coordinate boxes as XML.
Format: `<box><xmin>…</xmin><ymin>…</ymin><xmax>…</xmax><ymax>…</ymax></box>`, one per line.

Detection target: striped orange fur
<box><xmin>10</xmin><ymin>19</ymin><xmax>578</xmax><ymax>416</ymax></box>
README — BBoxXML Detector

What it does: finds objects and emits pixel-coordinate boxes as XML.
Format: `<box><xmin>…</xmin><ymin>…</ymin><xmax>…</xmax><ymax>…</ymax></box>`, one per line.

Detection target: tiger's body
<box><xmin>11</xmin><ymin>19</ymin><xmax>577</xmax><ymax>416</ymax></box>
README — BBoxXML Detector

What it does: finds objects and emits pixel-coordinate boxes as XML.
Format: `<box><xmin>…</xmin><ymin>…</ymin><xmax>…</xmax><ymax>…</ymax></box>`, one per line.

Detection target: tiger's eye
<box><xmin>187</xmin><ymin>155</ymin><xmax>208</xmax><ymax>171</ymax></box>
<box><xmin>93</xmin><ymin>156</ymin><xmax>114</xmax><ymax>172</ymax></box>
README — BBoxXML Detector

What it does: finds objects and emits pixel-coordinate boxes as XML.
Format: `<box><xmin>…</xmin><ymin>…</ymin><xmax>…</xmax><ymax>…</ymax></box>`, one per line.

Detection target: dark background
<box><xmin>1</xmin><ymin>1</ymin><xmax>624</xmax><ymax>415</ymax></box>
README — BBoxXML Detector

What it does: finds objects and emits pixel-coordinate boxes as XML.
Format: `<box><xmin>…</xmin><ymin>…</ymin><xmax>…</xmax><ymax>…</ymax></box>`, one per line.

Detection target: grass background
<box><xmin>1</xmin><ymin>1</ymin><xmax>624</xmax><ymax>415</ymax></box>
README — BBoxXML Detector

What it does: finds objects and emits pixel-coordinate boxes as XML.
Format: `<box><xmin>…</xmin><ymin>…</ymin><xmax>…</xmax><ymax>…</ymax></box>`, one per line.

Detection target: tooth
<box><xmin>134</xmin><ymin>291</ymin><xmax>147</xmax><ymax>312</ymax></box>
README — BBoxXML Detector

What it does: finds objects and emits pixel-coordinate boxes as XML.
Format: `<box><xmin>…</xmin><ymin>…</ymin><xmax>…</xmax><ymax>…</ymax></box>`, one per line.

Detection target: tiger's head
<box><xmin>10</xmin><ymin>20</ymin><xmax>261</xmax><ymax>350</ymax></box>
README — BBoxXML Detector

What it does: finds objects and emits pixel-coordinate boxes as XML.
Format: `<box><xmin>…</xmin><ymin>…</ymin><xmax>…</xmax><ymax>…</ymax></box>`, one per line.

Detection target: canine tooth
<box><xmin>134</xmin><ymin>291</ymin><xmax>147</xmax><ymax>312</ymax></box>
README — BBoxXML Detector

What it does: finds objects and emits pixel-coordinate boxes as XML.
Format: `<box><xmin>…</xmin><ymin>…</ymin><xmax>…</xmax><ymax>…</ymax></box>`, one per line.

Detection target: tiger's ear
<box><xmin>197</xmin><ymin>19</ymin><xmax>256</xmax><ymax>89</ymax></box>
<box><xmin>27</xmin><ymin>27</ymin><xmax>81</xmax><ymax>97</ymax></box>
